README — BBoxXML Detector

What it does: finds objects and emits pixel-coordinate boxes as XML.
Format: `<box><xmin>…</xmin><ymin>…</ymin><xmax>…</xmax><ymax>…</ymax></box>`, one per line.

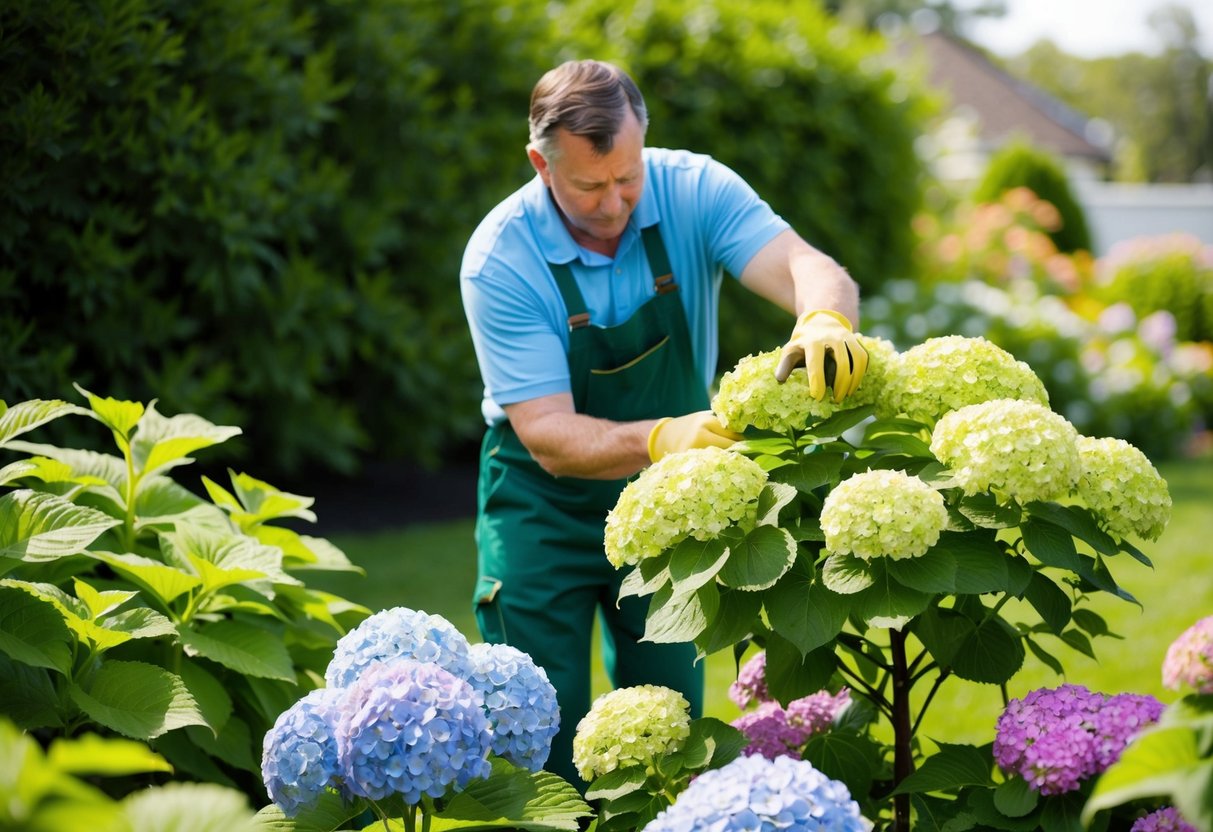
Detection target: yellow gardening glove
<box><xmin>774</xmin><ymin>309</ymin><xmax>869</xmax><ymax>403</ymax></box>
<box><xmin>647</xmin><ymin>411</ymin><xmax>743</xmax><ymax>463</ymax></box>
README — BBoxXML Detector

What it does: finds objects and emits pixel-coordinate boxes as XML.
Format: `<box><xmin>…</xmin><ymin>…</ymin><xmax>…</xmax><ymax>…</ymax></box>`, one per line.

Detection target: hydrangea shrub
<box><xmin>607</xmin><ymin>333</ymin><xmax>1175</xmax><ymax>830</ymax></box>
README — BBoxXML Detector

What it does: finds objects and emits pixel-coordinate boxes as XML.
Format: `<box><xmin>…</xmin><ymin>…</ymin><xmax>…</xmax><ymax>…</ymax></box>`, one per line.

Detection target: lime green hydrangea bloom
<box><xmin>930</xmin><ymin>399</ymin><xmax>1080</xmax><ymax>504</ymax></box>
<box><xmin>712</xmin><ymin>335</ymin><xmax>899</xmax><ymax>432</ymax></box>
<box><xmin>604</xmin><ymin>447</ymin><xmax>767</xmax><ymax>568</ymax></box>
<box><xmin>572</xmin><ymin>685</ymin><xmax>691</xmax><ymax>781</ymax></box>
<box><xmin>886</xmin><ymin>336</ymin><xmax>1049</xmax><ymax>426</ymax></box>
<box><xmin>820</xmin><ymin>469</ymin><xmax>948</xmax><ymax>560</ymax></box>
<box><xmin>1076</xmin><ymin>436</ymin><xmax>1172</xmax><ymax>541</ymax></box>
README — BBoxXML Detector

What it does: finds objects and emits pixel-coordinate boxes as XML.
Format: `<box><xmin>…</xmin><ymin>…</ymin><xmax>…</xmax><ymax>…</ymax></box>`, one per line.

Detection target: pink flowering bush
<box><xmin>728</xmin><ymin>652</ymin><xmax>851</xmax><ymax>761</ymax></box>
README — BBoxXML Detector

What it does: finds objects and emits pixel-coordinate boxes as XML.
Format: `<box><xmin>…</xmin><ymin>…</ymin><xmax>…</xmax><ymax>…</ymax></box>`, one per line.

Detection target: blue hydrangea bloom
<box><xmin>261</xmin><ymin>687</ymin><xmax>348</xmax><ymax>817</ymax></box>
<box><xmin>642</xmin><ymin>754</ymin><xmax>868</xmax><ymax>832</ymax></box>
<box><xmin>337</xmin><ymin>659</ymin><xmax>493</xmax><ymax>804</ymax></box>
<box><xmin>325</xmin><ymin>606</ymin><xmax>473</xmax><ymax>689</ymax></box>
<box><xmin>466</xmin><ymin>642</ymin><xmax>560</xmax><ymax>772</ymax></box>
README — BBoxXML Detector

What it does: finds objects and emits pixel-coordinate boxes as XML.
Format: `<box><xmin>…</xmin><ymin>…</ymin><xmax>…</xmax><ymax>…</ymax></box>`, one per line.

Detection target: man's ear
<box><xmin>528</xmin><ymin>146</ymin><xmax>552</xmax><ymax>186</ymax></box>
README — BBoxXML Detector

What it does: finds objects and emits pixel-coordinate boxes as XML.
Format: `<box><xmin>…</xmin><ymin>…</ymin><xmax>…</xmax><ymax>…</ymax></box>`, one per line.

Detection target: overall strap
<box><xmin>548</xmin><ymin>261</ymin><xmax>591</xmax><ymax>331</ymax></box>
<box><xmin>642</xmin><ymin>225</ymin><xmax>678</xmax><ymax>296</ymax></box>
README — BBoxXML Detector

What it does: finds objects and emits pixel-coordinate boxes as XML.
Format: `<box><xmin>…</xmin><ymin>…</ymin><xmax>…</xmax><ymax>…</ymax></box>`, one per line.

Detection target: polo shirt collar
<box><xmin>523</xmin><ymin>158</ymin><xmax>662</xmax><ymax>266</ymax></box>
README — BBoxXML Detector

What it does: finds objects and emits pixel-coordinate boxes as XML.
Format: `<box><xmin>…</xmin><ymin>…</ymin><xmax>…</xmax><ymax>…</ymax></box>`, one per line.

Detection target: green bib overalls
<box><xmin>473</xmin><ymin>225</ymin><xmax>707</xmax><ymax>786</ymax></box>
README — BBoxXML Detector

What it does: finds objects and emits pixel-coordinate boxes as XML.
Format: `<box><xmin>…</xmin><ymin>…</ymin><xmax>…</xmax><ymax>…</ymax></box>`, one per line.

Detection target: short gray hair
<box><xmin>528</xmin><ymin>60</ymin><xmax>648</xmax><ymax>161</ymax></box>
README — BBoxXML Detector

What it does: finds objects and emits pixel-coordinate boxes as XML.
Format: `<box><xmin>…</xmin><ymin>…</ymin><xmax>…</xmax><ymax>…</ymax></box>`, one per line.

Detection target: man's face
<box><xmin>529</xmin><ymin>109</ymin><xmax>646</xmax><ymax>251</ymax></box>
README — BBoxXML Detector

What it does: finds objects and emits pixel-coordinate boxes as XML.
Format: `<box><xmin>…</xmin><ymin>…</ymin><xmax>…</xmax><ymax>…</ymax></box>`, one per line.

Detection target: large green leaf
<box><xmin>74</xmin><ymin>384</ymin><xmax>145</xmax><ymax>443</ymax></box>
<box><xmin>1021</xmin><ymin>518</ymin><xmax>1081</xmax><ymax>572</ymax></box>
<box><xmin>69</xmin><ymin>660</ymin><xmax>208</xmax><ymax>740</ymax></box>
<box><xmin>130</xmin><ymin>404</ymin><xmax>242</xmax><ymax>478</ymax></box>
<box><xmin>890</xmin><ymin>742</ymin><xmax>994</xmax><ymax>794</ymax></box>
<box><xmin>804</xmin><ymin>731</ymin><xmax>883</xmax><ymax>803</ymax></box>
<box><xmin>1083</xmin><ymin>726</ymin><xmax>1206</xmax><ymax>824</ymax></box>
<box><xmin>805</xmin><ymin>405</ymin><xmax>875</xmax><ymax>439</ymax></box>
<box><xmin>668</xmin><ymin>537</ymin><xmax>730</xmax><ymax>596</ymax></box>
<box><xmin>912</xmin><ymin>605</ymin><xmax>974</xmax><ymax>667</ymax></box>
<box><xmin>951</xmin><ymin>614</ymin><xmax>1025</xmax><ymax>684</ymax></box>
<box><xmin>643</xmin><ymin>583</ymin><xmax>718</xmax><ymax>644</ymax></box>
<box><xmin>958</xmin><ymin>494</ymin><xmax>1022</xmax><ymax>529</ymax></box>
<box><xmin>122</xmin><ymin>781</ymin><xmax>259</xmax><ymax>832</ymax></box>
<box><xmin>755</xmin><ymin>481</ymin><xmax>799</xmax><ymax>526</ymax></box>
<box><xmin>177</xmin><ymin>619</ymin><xmax>296</xmax><ymax>682</ymax></box>
<box><xmin>47</xmin><ymin>732</ymin><xmax>173</xmax><ymax>776</ymax></box>
<box><xmin>693</xmin><ymin>587</ymin><xmax>762</xmax><ymax>656</ymax></box>
<box><xmin>853</xmin><ymin>569</ymin><xmax>931</xmax><ymax>630</ymax></box>
<box><xmin>1021</xmin><ymin>571</ymin><xmax>1072</xmax><ymax>633</ymax></box>
<box><xmin>0</xmin><ymin>653</ymin><xmax>64</xmax><ymax>728</ymax></box>
<box><xmin>429</xmin><ymin>758</ymin><xmax>593</xmax><ymax>832</ymax></box>
<box><xmin>178</xmin><ymin>658</ymin><xmax>234</xmax><ymax>735</ymax></box>
<box><xmin>205</xmin><ymin>471</ymin><xmax>318</xmax><ymax>529</ymax></box>
<box><xmin>0</xmin><ymin>399</ymin><xmax>88</xmax><ymax>447</ymax></box>
<box><xmin>764</xmin><ymin>633</ymin><xmax>836</xmax><ymax>703</ymax></box>
<box><xmin>1025</xmin><ymin>501</ymin><xmax>1119</xmax><ymax>558</ymax></box>
<box><xmin>167</xmin><ymin>525</ymin><xmax>300</xmax><ymax>592</ymax></box>
<box><xmin>256</xmin><ymin>526</ymin><xmax>362</xmax><ymax>573</ymax></box>
<box><xmin>584</xmin><ymin>766</ymin><xmax>648</xmax><ymax>802</ymax></box>
<box><xmin>717</xmin><ymin>525</ymin><xmax>796</xmax><ymax>591</ymax></box>
<box><xmin>886</xmin><ymin>548</ymin><xmax>956</xmax><ymax>594</ymax></box>
<box><xmin>673</xmin><ymin>717</ymin><xmax>746</xmax><ymax>770</ymax></box>
<box><xmin>102</xmin><ymin>607</ymin><xmax>179</xmax><ymax>641</ymax></box>
<box><xmin>821</xmin><ymin>551</ymin><xmax>876</xmax><ymax>595</ymax></box>
<box><xmin>88</xmin><ymin>550</ymin><xmax>202</xmax><ymax>606</ymax></box>
<box><xmin>0</xmin><ymin>490</ymin><xmax>121</xmax><ymax>562</ymax></box>
<box><xmin>252</xmin><ymin>790</ymin><xmax>363</xmax><ymax>831</ymax></box>
<box><xmin>0</xmin><ymin>584</ymin><xmax>74</xmax><ymax>673</ymax></box>
<box><xmin>769</xmin><ymin>452</ymin><xmax>843</xmax><ymax>494</ymax></box>
<box><xmin>765</xmin><ymin>553</ymin><xmax>849</xmax><ymax>656</ymax></box>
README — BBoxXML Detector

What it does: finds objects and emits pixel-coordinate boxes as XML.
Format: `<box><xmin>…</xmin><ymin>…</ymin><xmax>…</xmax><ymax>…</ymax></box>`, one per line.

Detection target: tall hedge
<box><xmin>1</xmin><ymin>0</ymin><xmax>550</xmax><ymax>473</ymax></box>
<box><xmin>550</xmin><ymin>0</ymin><xmax>931</xmax><ymax>370</ymax></box>
<box><xmin>4</xmin><ymin>0</ymin><xmax>927</xmax><ymax>474</ymax></box>
<box><xmin>973</xmin><ymin>140</ymin><xmax>1093</xmax><ymax>254</ymax></box>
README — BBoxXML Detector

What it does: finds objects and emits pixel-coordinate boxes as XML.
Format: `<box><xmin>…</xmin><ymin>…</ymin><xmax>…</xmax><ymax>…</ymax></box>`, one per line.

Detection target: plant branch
<box><xmin>910</xmin><ymin>666</ymin><xmax>952</xmax><ymax>736</ymax></box>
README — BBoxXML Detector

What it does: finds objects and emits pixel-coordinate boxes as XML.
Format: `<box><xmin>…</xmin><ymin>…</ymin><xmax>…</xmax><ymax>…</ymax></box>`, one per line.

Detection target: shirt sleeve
<box><xmin>699</xmin><ymin>157</ymin><xmax>790</xmax><ymax>279</ymax></box>
<box><xmin>461</xmin><ymin>261</ymin><xmax>572</xmax><ymax>409</ymax></box>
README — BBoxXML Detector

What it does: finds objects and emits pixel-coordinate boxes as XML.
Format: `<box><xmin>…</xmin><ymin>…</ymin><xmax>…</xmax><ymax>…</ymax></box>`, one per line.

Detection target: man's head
<box><xmin>527</xmin><ymin>61</ymin><xmax>649</xmax><ymax>252</ymax></box>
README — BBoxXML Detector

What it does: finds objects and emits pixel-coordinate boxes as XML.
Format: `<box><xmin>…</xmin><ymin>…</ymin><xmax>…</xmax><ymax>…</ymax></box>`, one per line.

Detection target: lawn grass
<box><xmin>311</xmin><ymin>457</ymin><xmax>1213</xmax><ymax>740</ymax></box>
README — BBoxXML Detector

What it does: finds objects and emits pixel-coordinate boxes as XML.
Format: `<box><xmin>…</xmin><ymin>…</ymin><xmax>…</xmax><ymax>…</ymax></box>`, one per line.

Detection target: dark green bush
<box><xmin>1</xmin><ymin>0</ymin><xmax>550</xmax><ymax>475</ymax></box>
<box><xmin>551</xmin><ymin>0</ymin><xmax>931</xmax><ymax>371</ymax></box>
<box><xmin>973</xmin><ymin>140</ymin><xmax>1092</xmax><ymax>254</ymax></box>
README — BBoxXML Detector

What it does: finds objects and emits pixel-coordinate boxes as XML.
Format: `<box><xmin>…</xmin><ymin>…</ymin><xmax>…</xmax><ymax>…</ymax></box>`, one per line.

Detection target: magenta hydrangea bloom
<box><xmin>1131</xmin><ymin>807</ymin><xmax>1198</xmax><ymax>832</ymax></box>
<box><xmin>993</xmin><ymin>684</ymin><xmax>1163</xmax><ymax>795</ymax></box>
<box><xmin>1163</xmin><ymin>615</ymin><xmax>1213</xmax><ymax>694</ymax></box>
<box><xmin>732</xmin><ymin>689</ymin><xmax>851</xmax><ymax>760</ymax></box>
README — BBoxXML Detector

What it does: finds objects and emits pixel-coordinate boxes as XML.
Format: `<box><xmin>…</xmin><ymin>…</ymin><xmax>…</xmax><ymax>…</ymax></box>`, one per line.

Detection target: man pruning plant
<box><xmin>459</xmin><ymin>59</ymin><xmax>867</xmax><ymax>785</ymax></box>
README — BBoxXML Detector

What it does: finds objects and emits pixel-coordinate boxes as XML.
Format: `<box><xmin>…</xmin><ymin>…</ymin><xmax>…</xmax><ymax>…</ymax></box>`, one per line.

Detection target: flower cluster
<box><xmin>261</xmin><ymin>687</ymin><xmax>348</xmax><ymax>817</ymax></box>
<box><xmin>1131</xmin><ymin>807</ymin><xmax>1198</xmax><ymax>832</ymax></box>
<box><xmin>467</xmin><ymin>642</ymin><xmax>561</xmax><ymax>771</ymax></box>
<box><xmin>930</xmin><ymin>399</ymin><xmax>1080</xmax><ymax>504</ymax></box>
<box><xmin>820</xmin><ymin>469</ymin><xmax>948</xmax><ymax>560</ymax></box>
<box><xmin>338</xmin><ymin>660</ymin><xmax>493</xmax><ymax>803</ymax></box>
<box><xmin>604</xmin><ymin>446</ymin><xmax>768</xmax><ymax>567</ymax></box>
<box><xmin>572</xmin><ymin>685</ymin><xmax>691</xmax><ymax>781</ymax></box>
<box><xmin>1162</xmin><ymin>616</ymin><xmax>1213</xmax><ymax>694</ymax></box>
<box><xmin>993</xmin><ymin>684</ymin><xmax>1163</xmax><ymax>795</ymax></box>
<box><xmin>642</xmin><ymin>754</ymin><xmax>868</xmax><ymax>832</ymax></box>
<box><xmin>262</xmin><ymin>607</ymin><xmax>559</xmax><ymax>817</ymax></box>
<box><xmin>728</xmin><ymin>651</ymin><xmax>769</xmax><ymax>709</ymax></box>
<box><xmin>711</xmin><ymin>335</ymin><xmax>898</xmax><ymax>432</ymax></box>
<box><xmin>325</xmin><ymin>606</ymin><xmax>474</xmax><ymax>688</ymax></box>
<box><xmin>732</xmin><ymin>690</ymin><xmax>852</xmax><ymax>761</ymax></box>
<box><xmin>886</xmin><ymin>335</ymin><xmax>1050</xmax><ymax>426</ymax></box>
<box><xmin>1076</xmin><ymin>436</ymin><xmax>1172</xmax><ymax>541</ymax></box>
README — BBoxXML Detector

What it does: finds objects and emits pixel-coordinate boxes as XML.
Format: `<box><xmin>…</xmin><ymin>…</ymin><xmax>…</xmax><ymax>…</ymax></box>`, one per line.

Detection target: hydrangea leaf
<box><xmin>1039</xmin><ymin>791</ymin><xmax>1085</xmax><ymax>832</ymax></box>
<box><xmin>0</xmin><ymin>653</ymin><xmax>64</xmax><ymax>729</ymax></box>
<box><xmin>129</xmin><ymin>404</ymin><xmax>242</xmax><ymax>478</ymax></box>
<box><xmin>643</xmin><ymin>583</ymin><xmax>718</xmax><ymax>644</ymax></box>
<box><xmin>853</xmin><ymin>571</ymin><xmax>931</xmax><ymax>630</ymax></box>
<box><xmin>821</xmin><ymin>552</ymin><xmax>876</xmax><ymax>595</ymax></box>
<box><xmin>769</xmin><ymin>453</ymin><xmax>840</xmax><ymax>495</ymax></box>
<box><xmin>674</xmin><ymin>716</ymin><xmax>746</xmax><ymax>771</ymax></box>
<box><xmin>957</xmin><ymin>494</ymin><xmax>1023</xmax><ymax>529</ymax></box>
<box><xmin>667</xmin><ymin>537</ymin><xmax>730</xmax><ymax>596</ymax></box>
<box><xmin>717</xmin><ymin>525</ymin><xmax>796</xmax><ymax>591</ymax></box>
<box><xmin>1022</xmin><ymin>571</ymin><xmax>1072</xmax><ymax>634</ymax></box>
<box><xmin>0</xmin><ymin>398</ymin><xmax>87</xmax><ymax>448</ymax></box>
<box><xmin>176</xmin><ymin>619</ymin><xmax>295</xmax><ymax>682</ymax></box>
<box><xmin>1021</xmin><ymin>518</ymin><xmax>1082</xmax><ymax>572</ymax></box>
<box><xmin>122</xmin><ymin>782</ymin><xmax>258</xmax><ymax>832</ymax></box>
<box><xmin>950</xmin><ymin>614</ymin><xmax>1025</xmax><ymax>684</ymax></box>
<box><xmin>693</xmin><ymin>588</ymin><xmax>762</xmax><ymax>657</ymax></box>
<box><xmin>965</xmin><ymin>786</ymin><xmax>1042</xmax><ymax>832</ymax></box>
<box><xmin>764</xmin><ymin>633</ymin><xmax>836</xmax><ymax>704</ymax></box>
<box><xmin>584</xmin><ymin>765</ymin><xmax>647</xmax><ymax>802</ymax></box>
<box><xmin>911</xmin><ymin>605</ymin><xmax>975</xmax><ymax>667</ymax></box>
<box><xmin>252</xmin><ymin>790</ymin><xmax>360</xmax><ymax>832</ymax></box>
<box><xmin>803</xmin><ymin>731</ymin><xmax>883</xmax><ymax>806</ymax></box>
<box><xmin>993</xmin><ymin>775</ymin><xmax>1040</xmax><ymax>818</ymax></box>
<box><xmin>0</xmin><ymin>490</ymin><xmax>121</xmax><ymax>563</ymax></box>
<box><xmin>68</xmin><ymin>660</ymin><xmax>207</xmax><ymax>740</ymax></box>
<box><xmin>47</xmin><ymin>732</ymin><xmax>173</xmax><ymax>776</ymax></box>
<box><xmin>1024</xmin><ymin>501</ymin><xmax>1118</xmax><ymax>557</ymax></box>
<box><xmin>766</xmin><ymin>553</ymin><xmax>850</xmax><ymax>656</ymax></box>
<box><xmin>0</xmin><ymin>583</ymin><xmax>74</xmax><ymax>674</ymax></box>
<box><xmin>886</xmin><ymin>548</ymin><xmax>956</xmax><ymax>594</ymax></box>
<box><xmin>804</xmin><ymin>405</ymin><xmax>876</xmax><ymax>440</ymax></box>
<box><xmin>1083</xmin><ymin>726</ymin><xmax>1204</xmax><ymax>825</ymax></box>
<box><xmin>890</xmin><ymin>742</ymin><xmax>994</xmax><ymax>795</ymax></box>
<box><xmin>88</xmin><ymin>550</ymin><xmax>202</xmax><ymax>606</ymax></box>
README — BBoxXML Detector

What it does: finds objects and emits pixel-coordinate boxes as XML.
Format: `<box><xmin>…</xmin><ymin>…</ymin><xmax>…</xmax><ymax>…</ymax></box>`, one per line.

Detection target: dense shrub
<box><xmin>1094</xmin><ymin>234</ymin><xmax>1213</xmax><ymax>344</ymax></box>
<box><xmin>973</xmin><ymin>140</ymin><xmax>1092</xmax><ymax>254</ymax></box>
<box><xmin>0</xmin><ymin>0</ymin><xmax>550</xmax><ymax>474</ymax></box>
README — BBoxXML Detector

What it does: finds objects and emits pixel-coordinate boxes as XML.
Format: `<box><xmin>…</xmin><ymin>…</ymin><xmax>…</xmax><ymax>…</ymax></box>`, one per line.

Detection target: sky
<box><xmin>961</xmin><ymin>0</ymin><xmax>1213</xmax><ymax>58</ymax></box>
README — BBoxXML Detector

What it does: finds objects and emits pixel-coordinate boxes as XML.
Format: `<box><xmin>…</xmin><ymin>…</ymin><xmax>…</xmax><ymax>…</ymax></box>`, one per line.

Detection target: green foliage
<box><xmin>0</xmin><ymin>0</ymin><xmax>551</xmax><ymax>474</ymax></box>
<box><xmin>0</xmin><ymin>392</ymin><xmax>369</xmax><ymax>803</ymax></box>
<box><xmin>973</xmin><ymin>141</ymin><xmax>1092</xmax><ymax>253</ymax></box>
<box><xmin>0</xmin><ymin>717</ymin><xmax>259</xmax><ymax>832</ymax></box>
<box><xmin>507</xmin><ymin>0</ymin><xmax>930</xmax><ymax>373</ymax></box>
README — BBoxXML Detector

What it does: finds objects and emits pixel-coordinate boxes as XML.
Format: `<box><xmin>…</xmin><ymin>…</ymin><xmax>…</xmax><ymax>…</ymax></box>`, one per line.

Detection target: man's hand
<box><xmin>774</xmin><ymin>309</ymin><xmax>869</xmax><ymax>402</ymax></box>
<box><xmin>647</xmin><ymin>411</ymin><xmax>743</xmax><ymax>463</ymax></box>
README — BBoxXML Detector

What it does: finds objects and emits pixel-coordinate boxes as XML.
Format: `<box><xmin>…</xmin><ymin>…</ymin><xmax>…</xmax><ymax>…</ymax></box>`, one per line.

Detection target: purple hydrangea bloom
<box><xmin>732</xmin><ymin>689</ymin><xmax>851</xmax><ymax>760</ymax></box>
<box><xmin>325</xmin><ymin>606</ymin><xmax>473</xmax><ymax>689</ymax></box>
<box><xmin>337</xmin><ymin>660</ymin><xmax>492</xmax><ymax>804</ymax></box>
<box><xmin>642</xmin><ymin>753</ymin><xmax>867</xmax><ymax>832</ymax></box>
<box><xmin>1132</xmin><ymin>807</ymin><xmax>1198</xmax><ymax>832</ymax></box>
<box><xmin>261</xmin><ymin>687</ymin><xmax>348</xmax><ymax>817</ymax></box>
<box><xmin>993</xmin><ymin>684</ymin><xmax>1163</xmax><ymax>795</ymax></box>
<box><xmin>728</xmin><ymin>652</ymin><xmax>770</xmax><ymax>709</ymax></box>
<box><xmin>466</xmin><ymin>642</ymin><xmax>561</xmax><ymax>772</ymax></box>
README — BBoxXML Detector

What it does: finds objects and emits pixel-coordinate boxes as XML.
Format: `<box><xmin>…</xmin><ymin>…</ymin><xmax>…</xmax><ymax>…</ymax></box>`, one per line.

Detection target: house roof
<box><xmin>907</xmin><ymin>30</ymin><xmax>1112</xmax><ymax>164</ymax></box>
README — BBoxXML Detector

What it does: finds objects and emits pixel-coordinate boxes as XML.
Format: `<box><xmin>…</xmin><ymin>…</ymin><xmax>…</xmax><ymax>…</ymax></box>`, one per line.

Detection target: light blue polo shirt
<box><xmin>460</xmin><ymin>147</ymin><xmax>789</xmax><ymax>425</ymax></box>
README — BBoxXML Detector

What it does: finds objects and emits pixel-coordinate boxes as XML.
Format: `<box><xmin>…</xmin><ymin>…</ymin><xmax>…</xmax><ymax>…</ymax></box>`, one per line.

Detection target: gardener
<box><xmin>459</xmin><ymin>59</ymin><xmax>868</xmax><ymax>786</ymax></box>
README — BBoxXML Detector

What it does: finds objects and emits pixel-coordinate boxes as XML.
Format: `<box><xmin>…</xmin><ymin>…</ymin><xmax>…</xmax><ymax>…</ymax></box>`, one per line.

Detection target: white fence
<box><xmin>1075</xmin><ymin>182</ymin><xmax>1213</xmax><ymax>256</ymax></box>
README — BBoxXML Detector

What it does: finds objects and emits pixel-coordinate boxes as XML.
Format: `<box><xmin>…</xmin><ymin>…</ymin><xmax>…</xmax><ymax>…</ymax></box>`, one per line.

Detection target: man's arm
<box><xmin>737</xmin><ymin>228</ymin><xmax>860</xmax><ymax>326</ymax></box>
<box><xmin>504</xmin><ymin>393</ymin><xmax>656</xmax><ymax>480</ymax></box>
